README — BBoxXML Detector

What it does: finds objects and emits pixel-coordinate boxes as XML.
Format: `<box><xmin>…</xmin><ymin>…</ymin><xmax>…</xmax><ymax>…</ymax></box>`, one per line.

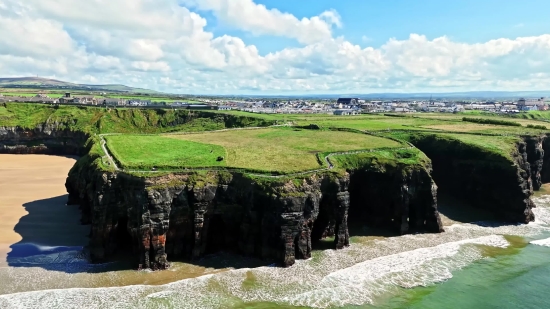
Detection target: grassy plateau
<box><xmin>105</xmin><ymin>127</ymin><xmax>402</xmax><ymax>172</ymax></box>
<box><xmin>3</xmin><ymin>102</ymin><xmax>550</xmax><ymax>175</ymax></box>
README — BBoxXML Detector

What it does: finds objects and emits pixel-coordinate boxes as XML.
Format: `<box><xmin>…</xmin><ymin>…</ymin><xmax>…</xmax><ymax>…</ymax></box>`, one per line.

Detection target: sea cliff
<box><xmin>2</xmin><ymin>103</ymin><xmax>548</xmax><ymax>270</ymax></box>
<box><xmin>64</xmin><ymin>153</ymin><xmax>442</xmax><ymax>269</ymax></box>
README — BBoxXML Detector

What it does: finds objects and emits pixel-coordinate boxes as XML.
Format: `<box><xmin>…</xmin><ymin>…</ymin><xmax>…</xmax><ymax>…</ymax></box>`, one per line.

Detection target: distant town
<box><xmin>0</xmin><ymin>92</ymin><xmax>548</xmax><ymax>115</ymax></box>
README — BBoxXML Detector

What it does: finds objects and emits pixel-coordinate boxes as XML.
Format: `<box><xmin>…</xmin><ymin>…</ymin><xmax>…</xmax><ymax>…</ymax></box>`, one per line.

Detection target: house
<box><xmin>76</xmin><ymin>95</ymin><xmax>99</xmax><ymax>105</ymax></box>
<box><xmin>337</xmin><ymin>98</ymin><xmax>360</xmax><ymax>105</ymax></box>
<box><xmin>59</xmin><ymin>92</ymin><xmax>75</xmax><ymax>103</ymax></box>
<box><xmin>518</xmin><ymin>98</ymin><xmax>545</xmax><ymax>111</ymax></box>
<box><xmin>100</xmin><ymin>98</ymin><xmax>126</xmax><ymax>106</ymax></box>
<box><xmin>333</xmin><ymin>109</ymin><xmax>358</xmax><ymax>116</ymax></box>
<box><xmin>217</xmin><ymin>106</ymin><xmax>232</xmax><ymax>111</ymax></box>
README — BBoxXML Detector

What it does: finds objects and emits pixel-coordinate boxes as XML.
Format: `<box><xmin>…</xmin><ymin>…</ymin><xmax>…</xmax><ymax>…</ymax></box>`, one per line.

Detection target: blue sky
<box><xmin>199</xmin><ymin>0</ymin><xmax>550</xmax><ymax>54</ymax></box>
<box><xmin>1</xmin><ymin>0</ymin><xmax>550</xmax><ymax>94</ymax></box>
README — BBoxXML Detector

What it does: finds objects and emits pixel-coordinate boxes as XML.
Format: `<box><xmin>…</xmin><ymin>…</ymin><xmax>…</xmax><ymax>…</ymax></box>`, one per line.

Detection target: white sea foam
<box><xmin>283</xmin><ymin>235</ymin><xmax>508</xmax><ymax>308</ymax></box>
<box><xmin>530</xmin><ymin>237</ymin><xmax>550</xmax><ymax>247</ymax></box>
<box><xmin>0</xmin><ymin>235</ymin><xmax>511</xmax><ymax>309</ymax></box>
<box><xmin>532</xmin><ymin>197</ymin><xmax>550</xmax><ymax>225</ymax></box>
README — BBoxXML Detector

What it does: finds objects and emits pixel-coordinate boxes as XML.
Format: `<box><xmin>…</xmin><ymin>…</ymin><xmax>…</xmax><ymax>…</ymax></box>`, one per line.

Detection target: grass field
<box><xmin>105</xmin><ymin>135</ymin><xmax>227</xmax><ymax>170</ymax></box>
<box><xmin>211</xmin><ymin>111</ymin><xmax>550</xmax><ymax>134</ymax></box>
<box><xmin>1</xmin><ymin>92</ymin><xmax>64</xmax><ymax>98</ymax></box>
<box><xmin>438</xmin><ymin>133</ymin><xmax>521</xmax><ymax>158</ymax></box>
<box><xmin>105</xmin><ymin>128</ymin><xmax>402</xmax><ymax>172</ymax></box>
<box><xmin>106</xmin><ymin>95</ymin><xmax>203</xmax><ymax>103</ymax></box>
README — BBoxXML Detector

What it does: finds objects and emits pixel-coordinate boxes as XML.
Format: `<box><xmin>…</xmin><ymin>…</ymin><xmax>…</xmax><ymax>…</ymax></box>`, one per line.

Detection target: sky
<box><xmin>1</xmin><ymin>0</ymin><xmax>549</xmax><ymax>94</ymax></box>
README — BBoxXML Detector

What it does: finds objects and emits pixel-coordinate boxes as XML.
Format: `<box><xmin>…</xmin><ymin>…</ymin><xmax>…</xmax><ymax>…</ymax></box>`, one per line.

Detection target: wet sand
<box><xmin>0</xmin><ymin>154</ymin><xmax>87</xmax><ymax>267</ymax></box>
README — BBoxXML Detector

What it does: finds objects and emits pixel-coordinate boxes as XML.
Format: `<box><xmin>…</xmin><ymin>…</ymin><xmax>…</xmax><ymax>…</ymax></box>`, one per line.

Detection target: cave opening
<box><xmin>311</xmin><ymin>195</ymin><xmax>336</xmax><ymax>251</ymax></box>
<box><xmin>347</xmin><ymin>171</ymin><xmax>403</xmax><ymax>237</ymax></box>
<box><xmin>205</xmin><ymin>214</ymin><xmax>226</xmax><ymax>254</ymax></box>
<box><xmin>115</xmin><ymin>216</ymin><xmax>133</xmax><ymax>252</ymax></box>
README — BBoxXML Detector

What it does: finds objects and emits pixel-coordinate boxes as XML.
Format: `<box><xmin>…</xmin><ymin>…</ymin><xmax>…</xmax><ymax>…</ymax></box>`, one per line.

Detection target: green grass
<box><xmin>106</xmin><ymin>128</ymin><xmax>402</xmax><ymax>172</ymax></box>
<box><xmin>0</xmin><ymin>103</ymin><xmax>274</xmax><ymax>134</ymax></box>
<box><xmin>106</xmin><ymin>95</ymin><xmax>201</xmax><ymax>103</ymax></box>
<box><xmin>105</xmin><ymin>135</ymin><xmax>226</xmax><ymax>170</ymax></box>
<box><xmin>385</xmin><ymin>131</ymin><xmax>521</xmax><ymax>160</ymax></box>
<box><xmin>331</xmin><ymin>148</ymin><xmax>429</xmax><ymax>170</ymax></box>
<box><xmin>439</xmin><ymin>133</ymin><xmax>521</xmax><ymax>159</ymax></box>
<box><xmin>1</xmin><ymin>92</ymin><xmax>64</xmax><ymax>98</ymax></box>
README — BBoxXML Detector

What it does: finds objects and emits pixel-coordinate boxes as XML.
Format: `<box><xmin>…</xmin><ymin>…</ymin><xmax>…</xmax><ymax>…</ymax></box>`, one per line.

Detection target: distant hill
<box><xmin>0</xmin><ymin>77</ymin><xmax>160</xmax><ymax>94</ymax></box>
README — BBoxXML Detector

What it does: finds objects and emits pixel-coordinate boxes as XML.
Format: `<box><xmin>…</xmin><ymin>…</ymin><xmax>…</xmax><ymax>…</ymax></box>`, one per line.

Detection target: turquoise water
<box><xmin>367</xmin><ymin>238</ymin><xmax>550</xmax><ymax>309</ymax></box>
<box><xmin>231</xmin><ymin>235</ymin><xmax>550</xmax><ymax>309</ymax></box>
<box><xmin>1</xmin><ymin>197</ymin><xmax>549</xmax><ymax>308</ymax></box>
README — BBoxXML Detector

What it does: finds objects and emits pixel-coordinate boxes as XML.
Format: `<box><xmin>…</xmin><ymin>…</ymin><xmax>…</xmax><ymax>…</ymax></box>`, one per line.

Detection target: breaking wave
<box><xmin>0</xmin><ymin>200</ymin><xmax>549</xmax><ymax>308</ymax></box>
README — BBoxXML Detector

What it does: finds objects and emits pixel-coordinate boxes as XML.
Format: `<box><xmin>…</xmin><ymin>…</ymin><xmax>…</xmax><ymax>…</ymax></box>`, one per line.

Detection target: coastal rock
<box><xmin>0</xmin><ymin>125</ymin><xmax>89</xmax><ymax>155</ymax></box>
<box><xmin>65</xmin><ymin>160</ymin><xmax>443</xmax><ymax>269</ymax></box>
<box><xmin>409</xmin><ymin>134</ymin><xmax>538</xmax><ymax>223</ymax></box>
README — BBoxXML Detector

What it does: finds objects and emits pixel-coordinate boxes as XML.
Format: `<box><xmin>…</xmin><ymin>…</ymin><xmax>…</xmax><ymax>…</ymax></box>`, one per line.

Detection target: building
<box><xmin>517</xmin><ymin>98</ymin><xmax>540</xmax><ymax>111</ymax></box>
<box><xmin>100</xmin><ymin>98</ymin><xmax>127</xmax><ymax>106</ymax></box>
<box><xmin>77</xmin><ymin>95</ymin><xmax>99</xmax><ymax>105</ymax></box>
<box><xmin>336</xmin><ymin>98</ymin><xmax>360</xmax><ymax>105</ymax></box>
<box><xmin>333</xmin><ymin>109</ymin><xmax>358</xmax><ymax>116</ymax></box>
<box><xmin>217</xmin><ymin>106</ymin><xmax>232</xmax><ymax>110</ymax></box>
<box><xmin>58</xmin><ymin>92</ymin><xmax>75</xmax><ymax>104</ymax></box>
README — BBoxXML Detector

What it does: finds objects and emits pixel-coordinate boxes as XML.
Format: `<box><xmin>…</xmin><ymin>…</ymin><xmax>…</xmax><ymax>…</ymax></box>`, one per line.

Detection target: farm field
<box><xmin>107</xmin><ymin>95</ymin><xmax>203</xmax><ymax>103</ymax></box>
<box><xmin>169</xmin><ymin>128</ymin><xmax>402</xmax><ymax>172</ymax></box>
<box><xmin>105</xmin><ymin>128</ymin><xmax>402</xmax><ymax>172</ymax></box>
<box><xmin>214</xmin><ymin>111</ymin><xmax>550</xmax><ymax>135</ymax></box>
<box><xmin>0</xmin><ymin>92</ymin><xmax>65</xmax><ymax>98</ymax></box>
<box><xmin>105</xmin><ymin>135</ymin><xmax>227</xmax><ymax>170</ymax></box>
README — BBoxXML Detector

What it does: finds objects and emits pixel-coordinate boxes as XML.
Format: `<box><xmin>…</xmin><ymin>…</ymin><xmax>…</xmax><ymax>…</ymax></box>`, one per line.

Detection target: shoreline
<box><xmin>0</xmin><ymin>155</ymin><xmax>84</xmax><ymax>267</ymax></box>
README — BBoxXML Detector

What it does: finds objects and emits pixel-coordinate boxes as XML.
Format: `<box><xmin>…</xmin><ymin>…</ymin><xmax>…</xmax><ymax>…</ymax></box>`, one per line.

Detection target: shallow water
<box><xmin>1</xmin><ymin>155</ymin><xmax>550</xmax><ymax>308</ymax></box>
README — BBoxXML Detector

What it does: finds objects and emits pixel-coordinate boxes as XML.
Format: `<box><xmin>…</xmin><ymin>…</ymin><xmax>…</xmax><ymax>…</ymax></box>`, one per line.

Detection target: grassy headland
<box><xmin>0</xmin><ymin>103</ymin><xmax>274</xmax><ymax>134</ymax></box>
<box><xmin>3</xmin><ymin>102</ymin><xmax>547</xmax><ymax>176</ymax></box>
<box><xmin>106</xmin><ymin>127</ymin><xmax>402</xmax><ymax>172</ymax></box>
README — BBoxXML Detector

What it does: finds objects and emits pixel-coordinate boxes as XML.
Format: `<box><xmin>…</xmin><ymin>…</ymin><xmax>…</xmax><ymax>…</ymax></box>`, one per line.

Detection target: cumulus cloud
<box><xmin>0</xmin><ymin>0</ymin><xmax>549</xmax><ymax>93</ymax></box>
<box><xmin>184</xmin><ymin>0</ymin><xmax>341</xmax><ymax>44</ymax></box>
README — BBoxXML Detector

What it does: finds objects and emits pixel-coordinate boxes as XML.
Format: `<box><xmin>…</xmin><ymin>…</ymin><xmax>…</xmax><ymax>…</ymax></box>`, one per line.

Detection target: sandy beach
<box><xmin>0</xmin><ymin>154</ymin><xmax>88</xmax><ymax>267</ymax></box>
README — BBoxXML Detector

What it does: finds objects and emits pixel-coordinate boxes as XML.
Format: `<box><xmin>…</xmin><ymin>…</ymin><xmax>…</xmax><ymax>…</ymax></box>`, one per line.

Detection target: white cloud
<box><xmin>184</xmin><ymin>0</ymin><xmax>340</xmax><ymax>44</ymax></box>
<box><xmin>0</xmin><ymin>0</ymin><xmax>549</xmax><ymax>94</ymax></box>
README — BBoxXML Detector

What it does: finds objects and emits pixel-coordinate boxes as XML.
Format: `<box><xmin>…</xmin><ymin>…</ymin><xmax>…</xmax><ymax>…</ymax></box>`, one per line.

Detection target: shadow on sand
<box><xmin>437</xmin><ymin>192</ymin><xmax>517</xmax><ymax>228</ymax></box>
<box><xmin>5</xmin><ymin>195</ymin><xmax>111</xmax><ymax>273</ymax></box>
<box><xmin>8</xmin><ymin>195</ymin><xmax>274</xmax><ymax>273</ymax></box>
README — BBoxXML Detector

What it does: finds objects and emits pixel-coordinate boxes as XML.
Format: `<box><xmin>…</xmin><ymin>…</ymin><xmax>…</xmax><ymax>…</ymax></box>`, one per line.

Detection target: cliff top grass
<box><xmin>330</xmin><ymin>148</ymin><xmax>430</xmax><ymax>172</ymax></box>
<box><xmin>105</xmin><ymin>127</ymin><xmax>402</xmax><ymax>172</ymax></box>
<box><xmin>437</xmin><ymin>133</ymin><xmax>521</xmax><ymax>159</ymax></box>
<box><xmin>0</xmin><ymin>103</ymin><xmax>274</xmax><ymax>134</ymax></box>
<box><xmin>212</xmin><ymin>110</ymin><xmax>550</xmax><ymax>134</ymax></box>
<box><xmin>383</xmin><ymin>131</ymin><xmax>521</xmax><ymax>161</ymax></box>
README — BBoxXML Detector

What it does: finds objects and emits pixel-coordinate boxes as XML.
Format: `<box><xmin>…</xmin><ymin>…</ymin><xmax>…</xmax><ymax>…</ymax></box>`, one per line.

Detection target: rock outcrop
<box><xmin>65</xmin><ymin>157</ymin><xmax>443</xmax><ymax>269</ymax></box>
<box><xmin>408</xmin><ymin>134</ymin><xmax>540</xmax><ymax>223</ymax></box>
<box><xmin>525</xmin><ymin>135</ymin><xmax>545</xmax><ymax>191</ymax></box>
<box><xmin>0</xmin><ymin>124</ymin><xmax>89</xmax><ymax>155</ymax></box>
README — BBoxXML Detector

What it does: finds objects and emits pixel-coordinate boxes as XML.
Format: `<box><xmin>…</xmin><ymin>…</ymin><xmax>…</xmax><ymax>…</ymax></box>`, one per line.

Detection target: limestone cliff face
<box><xmin>0</xmin><ymin>124</ymin><xmax>89</xmax><ymax>155</ymax></box>
<box><xmin>409</xmin><ymin>134</ymin><xmax>540</xmax><ymax>223</ymax></box>
<box><xmin>65</xmin><ymin>161</ymin><xmax>443</xmax><ymax>269</ymax></box>
<box><xmin>524</xmin><ymin>135</ymin><xmax>545</xmax><ymax>191</ymax></box>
